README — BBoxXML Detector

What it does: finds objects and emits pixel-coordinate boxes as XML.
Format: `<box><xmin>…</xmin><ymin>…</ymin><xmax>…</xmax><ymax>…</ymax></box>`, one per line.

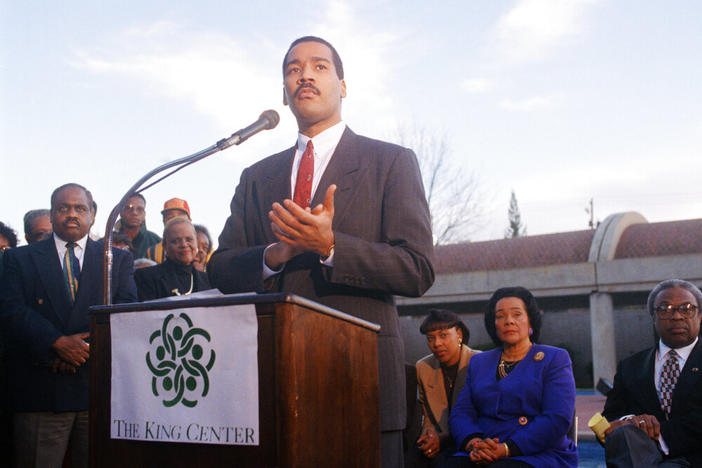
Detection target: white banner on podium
<box><xmin>110</xmin><ymin>299</ymin><xmax>258</xmax><ymax>445</ymax></box>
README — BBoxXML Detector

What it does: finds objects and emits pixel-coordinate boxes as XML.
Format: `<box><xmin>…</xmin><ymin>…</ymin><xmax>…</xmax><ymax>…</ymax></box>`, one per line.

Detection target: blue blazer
<box><xmin>0</xmin><ymin>236</ymin><xmax>136</xmax><ymax>411</ymax></box>
<box><xmin>449</xmin><ymin>344</ymin><xmax>577</xmax><ymax>468</ymax></box>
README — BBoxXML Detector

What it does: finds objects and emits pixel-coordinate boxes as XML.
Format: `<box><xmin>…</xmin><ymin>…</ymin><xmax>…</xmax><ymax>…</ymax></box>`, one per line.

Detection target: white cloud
<box><xmin>310</xmin><ymin>0</ymin><xmax>404</xmax><ymax>135</ymax></box>
<box><xmin>71</xmin><ymin>21</ymin><xmax>282</xmax><ymax>134</ymax></box>
<box><xmin>70</xmin><ymin>1</ymin><xmax>405</xmax><ymax>140</ymax></box>
<box><xmin>461</xmin><ymin>78</ymin><xmax>492</xmax><ymax>93</ymax></box>
<box><xmin>492</xmin><ymin>0</ymin><xmax>601</xmax><ymax>64</ymax></box>
<box><xmin>499</xmin><ymin>95</ymin><xmax>553</xmax><ymax>111</ymax></box>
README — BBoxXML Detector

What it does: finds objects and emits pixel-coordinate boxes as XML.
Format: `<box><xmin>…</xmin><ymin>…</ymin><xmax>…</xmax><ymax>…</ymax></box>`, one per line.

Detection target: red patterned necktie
<box><xmin>659</xmin><ymin>349</ymin><xmax>680</xmax><ymax>417</ymax></box>
<box><xmin>293</xmin><ymin>140</ymin><xmax>314</xmax><ymax>208</ymax></box>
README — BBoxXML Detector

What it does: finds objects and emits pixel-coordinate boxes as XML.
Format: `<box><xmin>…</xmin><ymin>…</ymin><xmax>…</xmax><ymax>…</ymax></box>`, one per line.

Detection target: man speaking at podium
<box><xmin>208</xmin><ymin>36</ymin><xmax>435</xmax><ymax>466</ymax></box>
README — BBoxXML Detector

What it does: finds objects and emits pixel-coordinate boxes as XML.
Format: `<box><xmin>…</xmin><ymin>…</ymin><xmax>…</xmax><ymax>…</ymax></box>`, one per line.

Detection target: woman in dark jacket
<box><xmin>135</xmin><ymin>217</ymin><xmax>211</xmax><ymax>301</ymax></box>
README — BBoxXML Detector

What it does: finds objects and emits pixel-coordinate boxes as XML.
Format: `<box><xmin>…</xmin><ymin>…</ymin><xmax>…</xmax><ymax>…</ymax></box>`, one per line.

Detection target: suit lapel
<box><xmin>31</xmin><ymin>238</ymin><xmax>72</xmax><ymax>327</ymax></box>
<box><xmin>160</xmin><ymin>262</ymin><xmax>181</xmax><ymax>296</ymax></box>
<box><xmin>424</xmin><ymin>359</ymin><xmax>448</xmax><ymax>425</ymax></box>
<box><xmin>672</xmin><ymin>340</ymin><xmax>702</xmax><ymax>414</ymax></box>
<box><xmin>314</xmin><ymin>128</ymin><xmax>364</xmax><ymax>228</ymax></box>
<box><xmin>637</xmin><ymin>347</ymin><xmax>664</xmax><ymax>418</ymax></box>
<box><xmin>264</xmin><ymin>146</ymin><xmax>296</xmax><ymax>209</ymax></box>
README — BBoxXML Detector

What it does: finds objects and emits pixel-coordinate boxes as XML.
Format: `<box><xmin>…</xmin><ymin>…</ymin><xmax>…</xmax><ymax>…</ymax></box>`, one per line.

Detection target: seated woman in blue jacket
<box><xmin>443</xmin><ymin>287</ymin><xmax>577</xmax><ymax>468</ymax></box>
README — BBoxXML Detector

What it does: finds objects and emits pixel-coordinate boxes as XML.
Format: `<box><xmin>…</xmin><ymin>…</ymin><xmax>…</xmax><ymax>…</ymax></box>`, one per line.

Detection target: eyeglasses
<box><xmin>654</xmin><ymin>303</ymin><xmax>699</xmax><ymax>319</ymax></box>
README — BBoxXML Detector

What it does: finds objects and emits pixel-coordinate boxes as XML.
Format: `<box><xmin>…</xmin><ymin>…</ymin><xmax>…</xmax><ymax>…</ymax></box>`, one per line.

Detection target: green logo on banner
<box><xmin>145</xmin><ymin>312</ymin><xmax>216</xmax><ymax>408</ymax></box>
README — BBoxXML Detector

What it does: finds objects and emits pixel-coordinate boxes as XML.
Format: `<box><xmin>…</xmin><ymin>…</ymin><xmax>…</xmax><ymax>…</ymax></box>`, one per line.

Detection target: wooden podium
<box><xmin>89</xmin><ymin>293</ymin><xmax>381</xmax><ymax>467</ymax></box>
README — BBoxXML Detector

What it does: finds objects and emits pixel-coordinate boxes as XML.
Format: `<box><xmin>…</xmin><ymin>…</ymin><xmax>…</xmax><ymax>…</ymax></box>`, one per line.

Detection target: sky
<box><xmin>2</xmin><ymin>0</ymin><xmax>701</xmax><ymax>247</ymax></box>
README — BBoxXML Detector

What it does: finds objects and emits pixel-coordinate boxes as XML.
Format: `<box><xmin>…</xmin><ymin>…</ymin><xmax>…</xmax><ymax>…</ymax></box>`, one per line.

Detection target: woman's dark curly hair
<box><xmin>484</xmin><ymin>286</ymin><xmax>542</xmax><ymax>347</ymax></box>
<box><xmin>0</xmin><ymin>221</ymin><xmax>18</xmax><ymax>248</ymax></box>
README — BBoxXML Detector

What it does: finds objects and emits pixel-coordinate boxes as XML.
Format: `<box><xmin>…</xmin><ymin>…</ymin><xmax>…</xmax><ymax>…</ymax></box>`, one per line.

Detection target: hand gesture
<box><xmin>417</xmin><ymin>427</ymin><xmax>440</xmax><ymax>458</ymax></box>
<box><xmin>605</xmin><ymin>414</ymin><xmax>660</xmax><ymax>440</ymax></box>
<box><xmin>51</xmin><ymin>332</ymin><xmax>90</xmax><ymax>367</ymax></box>
<box><xmin>468</xmin><ymin>437</ymin><xmax>507</xmax><ymax>465</ymax></box>
<box><xmin>268</xmin><ymin>184</ymin><xmax>336</xmax><ymax>257</ymax></box>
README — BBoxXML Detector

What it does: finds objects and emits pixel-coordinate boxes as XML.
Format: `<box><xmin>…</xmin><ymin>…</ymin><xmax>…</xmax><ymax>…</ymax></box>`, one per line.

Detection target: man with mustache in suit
<box><xmin>0</xmin><ymin>183</ymin><xmax>137</xmax><ymax>468</ymax></box>
<box><xmin>208</xmin><ymin>36</ymin><xmax>435</xmax><ymax>467</ymax></box>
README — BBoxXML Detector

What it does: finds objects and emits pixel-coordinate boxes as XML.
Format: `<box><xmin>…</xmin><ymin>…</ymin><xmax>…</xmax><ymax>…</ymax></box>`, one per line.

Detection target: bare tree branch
<box><xmin>393</xmin><ymin>123</ymin><xmax>484</xmax><ymax>245</ymax></box>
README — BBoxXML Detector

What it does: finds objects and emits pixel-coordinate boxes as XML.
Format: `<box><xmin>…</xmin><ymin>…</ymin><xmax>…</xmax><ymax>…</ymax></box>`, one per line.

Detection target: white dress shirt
<box><xmin>54</xmin><ymin>232</ymin><xmax>88</xmax><ymax>270</ymax></box>
<box><xmin>655</xmin><ymin>337</ymin><xmax>698</xmax><ymax>391</ymax></box>
<box><xmin>262</xmin><ymin>122</ymin><xmax>345</xmax><ymax>278</ymax></box>
<box><xmin>289</xmin><ymin>121</ymin><xmax>346</xmax><ymax>200</ymax></box>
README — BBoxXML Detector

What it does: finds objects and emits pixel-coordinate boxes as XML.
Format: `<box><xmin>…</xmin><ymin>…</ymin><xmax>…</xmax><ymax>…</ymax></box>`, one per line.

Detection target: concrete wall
<box><xmin>613</xmin><ymin>308</ymin><xmax>656</xmax><ymax>359</ymax></box>
<box><xmin>397</xmin><ymin>212</ymin><xmax>702</xmax><ymax>387</ymax></box>
<box><xmin>398</xmin><ymin>253</ymin><xmax>702</xmax><ymax>306</ymax></box>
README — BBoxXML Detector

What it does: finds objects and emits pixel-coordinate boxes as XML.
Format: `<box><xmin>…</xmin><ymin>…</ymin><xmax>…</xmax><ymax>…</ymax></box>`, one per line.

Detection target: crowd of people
<box><xmin>0</xmin><ymin>194</ymin><xmax>216</xmax><ymax>277</ymax></box>
<box><xmin>2</xmin><ymin>33</ymin><xmax>701</xmax><ymax>468</ymax></box>
<box><xmin>0</xmin><ymin>186</ymin><xmax>216</xmax><ymax>467</ymax></box>
<box><xmin>405</xmin><ymin>282</ymin><xmax>702</xmax><ymax>468</ymax></box>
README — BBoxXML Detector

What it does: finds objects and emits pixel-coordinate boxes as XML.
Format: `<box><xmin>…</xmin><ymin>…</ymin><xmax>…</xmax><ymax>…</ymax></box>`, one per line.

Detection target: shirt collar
<box><xmin>53</xmin><ymin>232</ymin><xmax>88</xmax><ymax>251</ymax></box>
<box><xmin>658</xmin><ymin>336</ymin><xmax>698</xmax><ymax>362</ymax></box>
<box><xmin>296</xmin><ymin>121</ymin><xmax>346</xmax><ymax>154</ymax></box>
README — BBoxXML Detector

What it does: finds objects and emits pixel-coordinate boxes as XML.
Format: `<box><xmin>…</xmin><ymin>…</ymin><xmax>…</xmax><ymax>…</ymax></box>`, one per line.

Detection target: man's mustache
<box><xmin>295</xmin><ymin>83</ymin><xmax>320</xmax><ymax>98</ymax></box>
<box><xmin>64</xmin><ymin>217</ymin><xmax>80</xmax><ymax>227</ymax></box>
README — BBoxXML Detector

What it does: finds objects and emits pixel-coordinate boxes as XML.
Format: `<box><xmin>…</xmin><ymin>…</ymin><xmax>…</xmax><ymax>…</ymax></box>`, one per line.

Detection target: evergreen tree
<box><xmin>505</xmin><ymin>190</ymin><xmax>526</xmax><ymax>238</ymax></box>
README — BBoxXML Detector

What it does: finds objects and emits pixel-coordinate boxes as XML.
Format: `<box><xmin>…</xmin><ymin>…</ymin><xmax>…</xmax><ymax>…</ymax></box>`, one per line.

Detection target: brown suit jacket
<box><xmin>208</xmin><ymin>127</ymin><xmax>435</xmax><ymax>431</ymax></box>
<box><xmin>416</xmin><ymin>345</ymin><xmax>478</xmax><ymax>439</ymax></box>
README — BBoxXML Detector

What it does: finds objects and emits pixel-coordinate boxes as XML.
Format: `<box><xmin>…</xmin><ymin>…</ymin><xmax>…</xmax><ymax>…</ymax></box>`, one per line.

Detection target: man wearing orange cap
<box><xmin>146</xmin><ymin>198</ymin><xmax>191</xmax><ymax>264</ymax></box>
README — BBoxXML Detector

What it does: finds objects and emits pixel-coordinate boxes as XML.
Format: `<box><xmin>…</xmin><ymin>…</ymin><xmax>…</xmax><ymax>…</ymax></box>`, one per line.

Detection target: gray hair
<box><xmin>162</xmin><ymin>217</ymin><xmax>194</xmax><ymax>243</ymax></box>
<box><xmin>23</xmin><ymin>209</ymin><xmax>50</xmax><ymax>235</ymax></box>
<box><xmin>647</xmin><ymin>279</ymin><xmax>702</xmax><ymax>316</ymax></box>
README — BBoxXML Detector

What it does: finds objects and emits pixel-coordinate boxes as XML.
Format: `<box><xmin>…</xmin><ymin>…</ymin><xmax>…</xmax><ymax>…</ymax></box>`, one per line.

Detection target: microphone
<box><xmin>218</xmin><ymin>110</ymin><xmax>280</xmax><ymax>149</ymax></box>
<box><xmin>102</xmin><ymin>109</ymin><xmax>279</xmax><ymax>304</ymax></box>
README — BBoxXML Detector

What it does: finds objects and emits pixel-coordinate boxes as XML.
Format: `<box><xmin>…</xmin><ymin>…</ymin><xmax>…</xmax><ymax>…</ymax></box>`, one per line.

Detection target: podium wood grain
<box><xmin>89</xmin><ymin>294</ymin><xmax>380</xmax><ymax>467</ymax></box>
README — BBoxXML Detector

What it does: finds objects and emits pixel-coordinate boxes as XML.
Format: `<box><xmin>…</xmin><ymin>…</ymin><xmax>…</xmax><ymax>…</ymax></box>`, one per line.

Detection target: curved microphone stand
<box><xmin>102</xmin><ymin>110</ymin><xmax>279</xmax><ymax>305</ymax></box>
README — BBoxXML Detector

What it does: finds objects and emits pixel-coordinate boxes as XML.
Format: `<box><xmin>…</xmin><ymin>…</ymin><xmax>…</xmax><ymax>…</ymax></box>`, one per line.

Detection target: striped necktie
<box><xmin>63</xmin><ymin>242</ymin><xmax>81</xmax><ymax>303</ymax></box>
<box><xmin>659</xmin><ymin>349</ymin><xmax>680</xmax><ymax>417</ymax></box>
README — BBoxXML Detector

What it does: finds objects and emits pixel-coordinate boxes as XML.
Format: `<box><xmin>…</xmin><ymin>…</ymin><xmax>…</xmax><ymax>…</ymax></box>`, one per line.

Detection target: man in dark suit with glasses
<box><xmin>602</xmin><ymin>279</ymin><xmax>702</xmax><ymax>467</ymax></box>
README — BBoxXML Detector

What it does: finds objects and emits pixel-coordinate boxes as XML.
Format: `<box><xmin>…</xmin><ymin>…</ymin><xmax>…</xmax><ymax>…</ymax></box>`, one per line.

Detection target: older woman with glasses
<box><xmin>442</xmin><ymin>287</ymin><xmax>577</xmax><ymax>468</ymax></box>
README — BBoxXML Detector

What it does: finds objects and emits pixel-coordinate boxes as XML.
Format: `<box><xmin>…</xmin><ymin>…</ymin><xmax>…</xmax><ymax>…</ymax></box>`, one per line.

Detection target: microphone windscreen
<box><xmin>260</xmin><ymin>110</ymin><xmax>280</xmax><ymax>130</ymax></box>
